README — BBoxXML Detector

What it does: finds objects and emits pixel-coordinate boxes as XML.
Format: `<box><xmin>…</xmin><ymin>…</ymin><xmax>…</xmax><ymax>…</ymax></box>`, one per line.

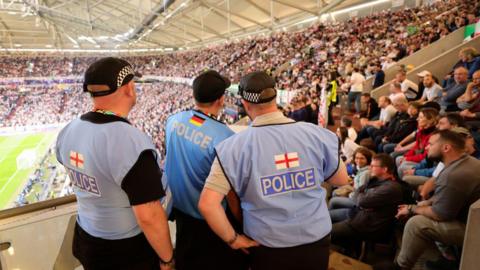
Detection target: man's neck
<box><xmin>195</xmin><ymin>106</ymin><xmax>218</xmax><ymax>117</ymax></box>
<box><xmin>443</xmin><ymin>152</ymin><xmax>465</xmax><ymax>167</ymax></box>
<box><xmin>250</xmin><ymin>108</ymin><xmax>279</xmax><ymax>121</ymax></box>
<box><xmin>93</xmin><ymin>106</ymin><xmax>129</xmax><ymax>118</ymax></box>
<box><xmin>377</xmin><ymin>174</ymin><xmax>394</xmax><ymax>181</ymax></box>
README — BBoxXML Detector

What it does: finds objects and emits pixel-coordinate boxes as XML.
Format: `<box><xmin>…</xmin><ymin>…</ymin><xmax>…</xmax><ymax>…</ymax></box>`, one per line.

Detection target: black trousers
<box><xmin>249</xmin><ymin>234</ymin><xmax>331</xmax><ymax>270</ymax></box>
<box><xmin>73</xmin><ymin>222</ymin><xmax>159</xmax><ymax>270</ymax></box>
<box><xmin>174</xmin><ymin>208</ymin><xmax>248</xmax><ymax>270</ymax></box>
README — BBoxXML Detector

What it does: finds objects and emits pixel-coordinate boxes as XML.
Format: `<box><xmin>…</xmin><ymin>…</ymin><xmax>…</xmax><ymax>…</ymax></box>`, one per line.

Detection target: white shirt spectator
<box><xmin>401</xmin><ymin>79</ymin><xmax>419</xmax><ymax>99</ymax></box>
<box><xmin>421</xmin><ymin>83</ymin><xmax>443</xmax><ymax>102</ymax></box>
<box><xmin>348</xmin><ymin>127</ymin><xmax>358</xmax><ymax>142</ymax></box>
<box><xmin>350</xmin><ymin>72</ymin><xmax>366</xmax><ymax>92</ymax></box>
<box><xmin>342</xmin><ymin>138</ymin><xmax>360</xmax><ymax>164</ymax></box>
<box><xmin>379</xmin><ymin>104</ymin><xmax>397</xmax><ymax>124</ymax></box>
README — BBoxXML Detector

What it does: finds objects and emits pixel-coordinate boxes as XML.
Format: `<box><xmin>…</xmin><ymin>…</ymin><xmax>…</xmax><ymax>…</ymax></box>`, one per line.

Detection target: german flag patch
<box><xmin>189</xmin><ymin>115</ymin><xmax>206</xmax><ymax>127</ymax></box>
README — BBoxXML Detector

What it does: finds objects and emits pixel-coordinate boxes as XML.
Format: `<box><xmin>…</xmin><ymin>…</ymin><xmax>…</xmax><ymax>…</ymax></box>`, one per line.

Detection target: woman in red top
<box><xmin>396</xmin><ymin>107</ymin><xmax>439</xmax><ymax>179</ymax></box>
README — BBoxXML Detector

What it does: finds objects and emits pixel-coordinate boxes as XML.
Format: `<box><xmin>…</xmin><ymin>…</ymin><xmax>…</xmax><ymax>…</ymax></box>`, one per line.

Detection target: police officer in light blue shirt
<box><xmin>164</xmin><ymin>70</ymin><xmax>247</xmax><ymax>270</ymax></box>
<box><xmin>198</xmin><ymin>71</ymin><xmax>349</xmax><ymax>270</ymax></box>
<box><xmin>56</xmin><ymin>57</ymin><xmax>173</xmax><ymax>270</ymax></box>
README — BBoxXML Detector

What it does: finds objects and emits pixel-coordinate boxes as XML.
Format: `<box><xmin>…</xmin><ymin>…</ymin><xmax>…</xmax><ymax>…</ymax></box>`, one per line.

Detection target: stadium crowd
<box><xmin>1</xmin><ymin>0</ymin><xmax>480</xmax><ymax>268</ymax></box>
<box><xmin>0</xmin><ymin>0</ymin><xmax>477</xmax><ymax>93</ymax></box>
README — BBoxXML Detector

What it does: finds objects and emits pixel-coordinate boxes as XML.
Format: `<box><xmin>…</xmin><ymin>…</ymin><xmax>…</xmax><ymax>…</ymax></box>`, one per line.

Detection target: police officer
<box><xmin>56</xmin><ymin>57</ymin><xmax>173</xmax><ymax>270</ymax></box>
<box><xmin>198</xmin><ymin>71</ymin><xmax>349</xmax><ymax>270</ymax></box>
<box><xmin>164</xmin><ymin>70</ymin><xmax>247</xmax><ymax>269</ymax></box>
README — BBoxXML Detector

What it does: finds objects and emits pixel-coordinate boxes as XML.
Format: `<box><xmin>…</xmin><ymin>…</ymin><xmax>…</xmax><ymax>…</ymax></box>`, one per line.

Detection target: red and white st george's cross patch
<box><xmin>274</xmin><ymin>152</ymin><xmax>300</xmax><ymax>170</ymax></box>
<box><xmin>70</xmin><ymin>151</ymin><xmax>84</xmax><ymax>169</ymax></box>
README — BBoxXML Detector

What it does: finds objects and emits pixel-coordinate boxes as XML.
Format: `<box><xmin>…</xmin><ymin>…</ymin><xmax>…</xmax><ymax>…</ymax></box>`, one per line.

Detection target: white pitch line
<box><xmin>0</xmin><ymin>169</ymin><xmax>20</xmax><ymax>194</ymax></box>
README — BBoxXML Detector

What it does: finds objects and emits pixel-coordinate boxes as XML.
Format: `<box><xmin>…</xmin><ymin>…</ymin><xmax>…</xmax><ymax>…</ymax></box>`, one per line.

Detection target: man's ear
<box><xmin>125</xmin><ymin>80</ymin><xmax>135</xmax><ymax>97</ymax></box>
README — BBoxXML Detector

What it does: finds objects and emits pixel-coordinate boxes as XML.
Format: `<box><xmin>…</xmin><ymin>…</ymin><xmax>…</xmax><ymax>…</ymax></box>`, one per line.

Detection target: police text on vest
<box><xmin>260</xmin><ymin>168</ymin><xmax>316</xmax><ymax>196</ymax></box>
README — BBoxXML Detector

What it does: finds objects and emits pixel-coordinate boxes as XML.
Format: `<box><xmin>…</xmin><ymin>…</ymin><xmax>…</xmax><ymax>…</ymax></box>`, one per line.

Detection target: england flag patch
<box><xmin>70</xmin><ymin>151</ymin><xmax>84</xmax><ymax>169</ymax></box>
<box><xmin>274</xmin><ymin>152</ymin><xmax>300</xmax><ymax>170</ymax></box>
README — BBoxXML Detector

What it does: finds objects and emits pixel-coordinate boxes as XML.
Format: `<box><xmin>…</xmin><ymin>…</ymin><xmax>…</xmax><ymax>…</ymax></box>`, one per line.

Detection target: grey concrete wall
<box><xmin>371</xmin><ymin>35</ymin><xmax>480</xmax><ymax>100</ymax></box>
<box><xmin>460</xmin><ymin>199</ymin><xmax>480</xmax><ymax>270</ymax></box>
<box><xmin>365</xmin><ymin>27</ymin><xmax>466</xmax><ymax>92</ymax></box>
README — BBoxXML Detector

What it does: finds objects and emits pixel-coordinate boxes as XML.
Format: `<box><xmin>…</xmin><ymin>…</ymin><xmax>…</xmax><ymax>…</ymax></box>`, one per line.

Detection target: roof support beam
<box><xmin>201</xmin><ymin>1</ymin><xmax>271</xmax><ymax>30</ymax></box>
<box><xmin>245</xmin><ymin>0</ymin><xmax>278</xmax><ymax>21</ymax></box>
<box><xmin>272</xmin><ymin>0</ymin><xmax>318</xmax><ymax>15</ymax></box>
<box><xmin>208</xmin><ymin>8</ymin><xmax>243</xmax><ymax>30</ymax></box>
<box><xmin>183</xmin><ymin>14</ymin><xmax>227</xmax><ymax>39</ymax></box>
<box><xmin>168</xmin><ymin>21</ymin><xmax>203</xmax><ymax>41</ymax></box>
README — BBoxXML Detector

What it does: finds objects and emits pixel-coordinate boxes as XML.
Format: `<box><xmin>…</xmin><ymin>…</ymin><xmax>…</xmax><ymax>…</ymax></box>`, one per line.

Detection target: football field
<box><xmin>0</xmin><ymin>132</ymin><xmax>57</xmax><ymax>209</ymax></box>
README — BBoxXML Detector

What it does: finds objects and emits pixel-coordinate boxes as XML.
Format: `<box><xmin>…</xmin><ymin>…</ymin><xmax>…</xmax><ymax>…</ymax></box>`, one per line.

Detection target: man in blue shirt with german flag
<box><xmin>164</xmin><ymin>70</ymin><xmax>246</xmax><ymax>270</ymax></box>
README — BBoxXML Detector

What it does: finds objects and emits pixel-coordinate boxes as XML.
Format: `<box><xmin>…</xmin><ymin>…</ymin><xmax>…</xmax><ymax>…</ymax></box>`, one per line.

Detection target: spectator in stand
<box><xmin>389</xmin><ymin>82</ymin><xmax>407</xmax><ymax>103</ymax></box>
<box><xmin>371</xmin><ymin>63</ymin><xmax>385</xmax><ymax>90</ymax></box>
<box><xmin>459</xmin><ymin>47</ymin><xmax>480</xmax><ymax>79</ymax></box>
<box><xmin>396</xmin><ymin>108</ymin><xmax>439</xmax><ymax>179</ymax></box>
<box><xmin>457</xmin><ymin>70</ymin><xmax>480</xmax><ymax>110</ymax></box>
<box><xmin>359</xmin><ymin>93</ymin><xmax>380</xmax><ymax>120</ymax></box>
<box><xmin>347</xmin><ymin>67</ymin><xmax>366</xmax><ymax>114</ymax></box>
<box><xmin>395</xmin><ymin>130</ymin><xmax>480</xmax><ymax>270</ymax></box>
<box><xmin>331</xmin><ymin>147</ymin><xmax>373</xmax><ymax>199</ymax></box>
<box><xmin>338</xmin><ymin>126</ymin><xmax>360</xmax><ymax>164</ymax></box>
<box><xmin>379</xmin><ymin>101</ymin><xmax>421</xmax><ymax>154</ymax></box>
<box><xmin>418</xmin><ymin>71</ymin><xmax>443</xmax><ymax>104</ymax></box>
<box><xmin>440</xmin><ymin>67</ymin><xmax>469</xmax><ymax>112</ymax></box>
<box><xmin>340</xmin><ymin>116</ymin><xmax>357</xmax><ymax>142</ymax></box>
<box><xmin>331</xmin><ymin>154</ymin><xmax>403</xmax><ymax>256</ymax></box>
<box><xmin>357</xmin><ymin>96</ymin><xmax>397</xmax><ymax>143</ymax></box>
<box><xmin>288</xmin><ymin>99</ymin><xmax>309</xmax><ymax>122</ymax></box>
<box><xmin>372</xmin><ymin>96</ymin><xmax>410</xmax><ymax>149</ymax></box>
<box><xmin>396</xmin><ymin>70</ymin><xmax>419</xmax><ymax>101</ymax></box>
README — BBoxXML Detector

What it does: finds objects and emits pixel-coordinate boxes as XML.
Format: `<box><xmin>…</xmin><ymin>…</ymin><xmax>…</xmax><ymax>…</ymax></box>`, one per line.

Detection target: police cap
<box><xmin>83</xmin><ymin>57</ymin><xmax>142</xmax><ymax>97</ymax></box>
<box><xmin>239</xmin><ymin>71</ymin><xmax>277</xmax><ymax>104</ymax></box>
<box><xmin>192</xmin><ymin>70</ymin><xmax>231</xmax><ymax>103</ymax></box>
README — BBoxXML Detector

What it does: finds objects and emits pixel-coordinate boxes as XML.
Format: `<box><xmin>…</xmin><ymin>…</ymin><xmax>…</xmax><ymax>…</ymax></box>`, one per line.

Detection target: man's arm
<box><xmin>133</xmin><ymin>201</ymin><xmax>174</xmax><ymax>266</ymax></box>
<box><xmin>121</xmin><ymin>150</ymin><xmax>173</xmax><ymax>268</ymax></box>
<box><xmin>412</xmin><ymin>205</ymin><xmax>442</xmax><ymax>221</ymax></box>
<box><xmin>327</xmin><ymin>160</ymin><xmax>349</xmax><ymax>187</ymax></box>
<box><xmin>199</xmin><ymin>188</ymin><xmax>259</xmax><ymax>252</ymax></box>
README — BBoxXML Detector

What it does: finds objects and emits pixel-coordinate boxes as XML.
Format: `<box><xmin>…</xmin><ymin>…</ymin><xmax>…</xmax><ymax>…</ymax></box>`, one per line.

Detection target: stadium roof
<box><xmin>0</xmin><ymin>0</ymin><xmax>375</xmax><ymax>52</ymax></box>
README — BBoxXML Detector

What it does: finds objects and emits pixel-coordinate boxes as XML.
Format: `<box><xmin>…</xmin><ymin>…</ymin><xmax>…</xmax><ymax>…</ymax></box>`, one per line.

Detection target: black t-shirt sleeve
<box><xmin>121</xmin><ymin>150</ymin><xmax>165</xmax><ymax>206</ymax></box>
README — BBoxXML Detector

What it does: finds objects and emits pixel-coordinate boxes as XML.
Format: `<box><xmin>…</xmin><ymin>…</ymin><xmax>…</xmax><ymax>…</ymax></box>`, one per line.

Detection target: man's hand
<box><xmin>468</xmin><ymin>81</ymin><xmax>480</xmax><ymax>89</ymax></box>
<box><xmin>460</xmin><ymin>109</ymin><xmax>475</xmax><ymax>118</ymax></box>
<box><xmin>360</xmin><ymin>118</ymin><xmax>368</xmax><ymax>127</ymax></box>
<box><xmin>394</xmin><ymin>144</ymin><xmax>403</xmax><ymax>152</ymax></box>
<box><xmin>396</xmin><ymin>204</ymin><xmax>410</xmax><ymax>220</ymax></box>
<box><xmin>230</xmin><ymin>234</ymin><xmax>260</xmax><ymax>254</ymax></box>
<box><xmin>417</xmin><ymin>200</ymin><xmax>432</xmax><ymax>207</ymax></box>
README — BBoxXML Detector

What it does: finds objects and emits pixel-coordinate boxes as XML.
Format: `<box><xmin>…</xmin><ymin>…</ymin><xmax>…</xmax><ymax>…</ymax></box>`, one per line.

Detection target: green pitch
<box><xmin>0</xmin><ymin>132</ymin><xmax>57</xmax><ymax>209</ymax></box>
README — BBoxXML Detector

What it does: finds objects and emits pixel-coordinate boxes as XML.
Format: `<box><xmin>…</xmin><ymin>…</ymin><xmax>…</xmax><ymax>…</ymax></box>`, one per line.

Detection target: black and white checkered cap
<box><xmin>239</xmin><ymin>71</ymin><xmax>277</xmax><ymax>104</ymax></box>
<box><xmin>83</xmin><ymin>57</ymin><xmax>142</xmax><ymax>97</ymax></box>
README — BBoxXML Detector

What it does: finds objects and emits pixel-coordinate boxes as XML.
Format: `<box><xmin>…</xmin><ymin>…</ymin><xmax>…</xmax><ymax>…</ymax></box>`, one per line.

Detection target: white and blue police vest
<box><xmin>164</xmin><ymin>110</ymin><xmax>234</xmax><ymax>219</ymax></box>
<box><xmin>215</xmin><ymin>122</ymin><xmax>340</xmax><ymax>248</ymax></box>
<box><xmin>56</xmin><ymin>116</ymin><xmax>172</xmax><ymax>240</ymax></box>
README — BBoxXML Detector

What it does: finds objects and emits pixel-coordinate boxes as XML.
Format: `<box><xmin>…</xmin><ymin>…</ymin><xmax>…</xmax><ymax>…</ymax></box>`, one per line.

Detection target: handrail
<box><xmin>371</xmin><ymin>35</ymin><xmax>480</xmax><ymax>99</ymax></box>
<box><xmin>0</xmin><ymin>195</ymin><xmax>76</xmax><ymax>220</ymax></box>
<box><xmin>364</xmin><ymin>26</ymin><xmax>466</xmax><ymax>92</ymax></box>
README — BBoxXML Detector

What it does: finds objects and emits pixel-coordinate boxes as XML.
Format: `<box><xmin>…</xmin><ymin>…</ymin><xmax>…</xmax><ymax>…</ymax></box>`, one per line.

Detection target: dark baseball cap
<box><xmin>192</xmin><ymin>70</ymin><xmax>231</xmax><ymax>103</ymax></box>
<box><xmin>239</xmin><ymin>71</ymin><xmax>277</xmax><ymax>104</ymax></box>
<box><xmin>83</xmin><ymin>57</ymin><xmax>142</xmax><ymax>97</ymax></box>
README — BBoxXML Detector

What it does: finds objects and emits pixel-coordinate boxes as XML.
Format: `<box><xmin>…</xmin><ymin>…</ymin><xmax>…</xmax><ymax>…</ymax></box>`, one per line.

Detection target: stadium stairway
<box><xmin>364</xmin><ymin>26</ymin><xmax>467</xmax><ymax>93</ymax></box>
<box><xmin>371</xmin><ymin>33</ymin><xmax>480</xmax><ymax>99</ymax></box>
